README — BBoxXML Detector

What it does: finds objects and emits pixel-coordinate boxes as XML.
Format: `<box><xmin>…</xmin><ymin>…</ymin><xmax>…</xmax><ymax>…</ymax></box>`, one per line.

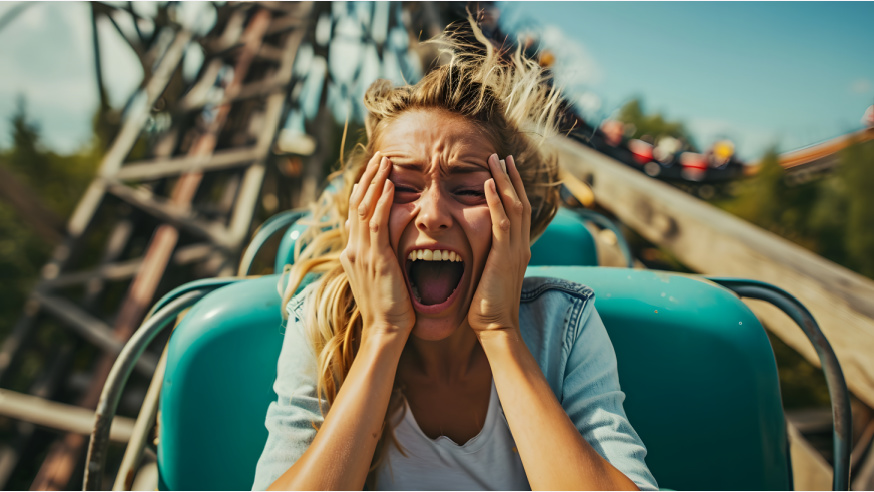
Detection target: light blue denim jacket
<box><xmin>252</xmin><ymin>276</ymin><xmax>658</xmax><ymax>490</ymax></box>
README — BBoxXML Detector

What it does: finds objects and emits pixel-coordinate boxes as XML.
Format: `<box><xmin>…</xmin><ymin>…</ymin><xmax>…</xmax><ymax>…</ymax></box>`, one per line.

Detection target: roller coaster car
<box><xmin>84</xmin><ymin>206</ymin><xmax>851</xmax><ymax>491</ymax></box>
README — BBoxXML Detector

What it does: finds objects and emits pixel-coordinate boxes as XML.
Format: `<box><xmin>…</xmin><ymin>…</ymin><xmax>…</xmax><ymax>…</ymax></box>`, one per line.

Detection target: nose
<box><xmin>415</xmin><ymin>186</ymin><xmax>452</xmax><ymax>233</ymax></box>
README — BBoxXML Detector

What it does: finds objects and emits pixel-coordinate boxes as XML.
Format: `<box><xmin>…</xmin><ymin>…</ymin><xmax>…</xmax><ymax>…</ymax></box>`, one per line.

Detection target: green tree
<box><xmin>838</xmin><ymin>139</ymin><xmax>874</xmax><ymax>277</ymax></box>
<box><xmin>0</xmin><ymin>100</ymin><xmax>101</xmax><ymax>341</ymax></box>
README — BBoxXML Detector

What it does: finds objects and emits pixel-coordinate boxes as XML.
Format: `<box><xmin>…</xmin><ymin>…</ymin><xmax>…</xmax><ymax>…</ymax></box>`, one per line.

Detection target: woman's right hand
<box><xmin>340</xmin><ymin>152</ymin><xmax>416</xmax><ymax>339</ymax></box>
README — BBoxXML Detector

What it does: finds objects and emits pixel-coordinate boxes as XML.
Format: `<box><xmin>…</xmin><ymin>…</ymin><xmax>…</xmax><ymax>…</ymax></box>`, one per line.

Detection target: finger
<box><xmin>485</xmin><ymin>178</ymin><xmax>510</xmax><ymax>243</ymax></box>
<box><xmin>489</xmin><ymin>154</ymin><xmax>523</xmax><ymax>239</ymax></box>
<box><xmin>506</xmin><ymin>155</ymin><xmax>531</xmax><ymax>242</ymax></box>
<box><xmin>358</xmin><ymin>156</ymin><xmax>391</xmax><ymax>220</ymax></box>
<box><xmin>370</xmin><ymin>180</ymin><xmax>394</xmax><ymax>249</ymax></box>
<box><xmin>347</xmin><ymin>183</ymin><xmax>360</xmax><ymax>241</ymax></box>
<box><xmin>350</xmin><ymin>152</ymin><xmax>383</xmax><ymax>210</ymax></box>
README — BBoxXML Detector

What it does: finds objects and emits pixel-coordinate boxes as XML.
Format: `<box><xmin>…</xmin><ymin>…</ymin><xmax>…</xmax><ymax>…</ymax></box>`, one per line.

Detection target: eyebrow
<box><xmin>392</xmin><ymin>161</ymin><xmax>489</xmax><ymax>175</ymax></box>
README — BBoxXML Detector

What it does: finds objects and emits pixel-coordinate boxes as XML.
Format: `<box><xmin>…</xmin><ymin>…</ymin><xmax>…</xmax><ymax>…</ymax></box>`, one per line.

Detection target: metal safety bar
<box><xmin>707</xmin><ymin>277</ymin><xmax>852</xmax><ymax>491</ymax></box>
<box><xmin>238</xmin><ymin>208</ymin><xmax>309</xmax><ymax>276</ymax></box>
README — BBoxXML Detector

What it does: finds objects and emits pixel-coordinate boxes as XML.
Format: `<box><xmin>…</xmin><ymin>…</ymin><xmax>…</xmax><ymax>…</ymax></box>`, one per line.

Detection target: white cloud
<box><xmin>0</xmin><ymin>3</ymin><xmax>146</xmax><ymax>152</ymax></box>
<box><xmin>537</xmin><ymin>25</ymin><xmax>604</xmax><ymax>90</ymax></box>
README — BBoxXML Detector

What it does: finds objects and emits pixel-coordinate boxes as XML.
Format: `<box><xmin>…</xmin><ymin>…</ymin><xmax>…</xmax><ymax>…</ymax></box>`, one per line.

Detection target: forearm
<box><xmin>478</xmin><ymin>330</ymin><xmax>639</xmax><ymax>491</ymax></box>
<box><xmin>268</xmin><ymin>332</ymin><xmax>406</xmax><ymax>490</ymax></box>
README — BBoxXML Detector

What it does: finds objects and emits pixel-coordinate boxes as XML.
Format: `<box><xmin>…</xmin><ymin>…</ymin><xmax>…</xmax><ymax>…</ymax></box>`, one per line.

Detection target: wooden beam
<box><xmin>0</xmin><ymin>389</ymin><xmax>134</xmax><ymax>443</ymax></box>
<box><xmin>554</xmin><ymin>137</ymin><xmax>874</xmax><ymax>409</ymax></box>
<box><xmin>113</xmin><ymin>146</ymin><xmax>259</xmax><ymax>181</ymax></box>
<box><xmin>43</xmin><ymin>243</ymin><xmax>214</xmax><ymax>289</ymax></box>
<box><xmin>32</xmin><ymin>293</ymin><xmax>158</xmax><ymax>376</ymax></box>
<box><xmin>66</xmin><ymin>29</ymin><xmax>191</xmax><ymax>239</ymax></box>
<box><xmin>104</xmin><ymin>181</ymin><xmax>230</xmax><ymax>246</ymax></box>
<box><xmin>787</xmin><ymin>422</ymin><xmax>832</xmax><ymax>490</ymax></box>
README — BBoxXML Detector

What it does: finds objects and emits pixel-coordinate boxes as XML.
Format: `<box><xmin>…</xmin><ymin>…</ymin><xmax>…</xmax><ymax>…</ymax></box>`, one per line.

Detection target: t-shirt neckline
<box><xmin>400</xmin><ymin>378</ymin><xmax>499</xmax><ymax>454</ymax></box>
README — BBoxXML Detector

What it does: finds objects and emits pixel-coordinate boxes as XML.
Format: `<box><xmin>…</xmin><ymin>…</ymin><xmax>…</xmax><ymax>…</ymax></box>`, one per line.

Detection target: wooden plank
<box><xmin>113</xmin><ymin>146</ymin><xmax>259</xmax><ymax>181</ymax></box>
<box><xmin>32</xmin><ymin>293</ymin><xmax>158</xmax><ymax>376</ymax></box>
<box><xmin>0</xmin><ymin>389</ymin><xmax>134</xmax><ymax>443</ymax></box>
<box><xmin>69</xmin><ymin>29</ymin><xmax>191</xmax><ymax>238</ymax></box>
<box><xmin>787</xmin><ymin>422</ymin><xmax>832</xmax><ymax>490</ymax></box>
<box><xmin>554</xmin><ymin>137</ymin><xmax>874</xmax><ymax>408</ymax></box>
<box><xmin>44</xmin><ymin>243</ymin><xmax>214</xmax><ymax>289</ymax></box>
<box><xmin>104</xmin><ymin>181</ymin><xmax>229</xmax><ymax>246</ymax></box>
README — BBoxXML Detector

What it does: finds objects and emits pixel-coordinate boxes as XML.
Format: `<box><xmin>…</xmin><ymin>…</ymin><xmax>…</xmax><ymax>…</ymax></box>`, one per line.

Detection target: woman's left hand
<box><xmin>468</xmin><ymin>153</ymin><xmax>531</xmax><ymax>334</ymax></box>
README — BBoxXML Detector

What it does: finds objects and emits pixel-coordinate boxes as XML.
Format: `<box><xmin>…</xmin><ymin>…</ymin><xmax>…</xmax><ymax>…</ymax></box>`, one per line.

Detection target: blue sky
<box><xmin>1</xmin><ymin>2</ymin><xmax>872</xmax><ymax>162</ymax></box>
<box><xmin>502</xmin><ymin>2</ymin><xmax>874</xmax><ymax>160</ymax></box>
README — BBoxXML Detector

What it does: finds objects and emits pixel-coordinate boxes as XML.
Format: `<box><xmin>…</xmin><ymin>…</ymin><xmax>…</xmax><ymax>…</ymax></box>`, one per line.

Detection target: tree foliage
<box><xmin>0</xmin><ymin>99</ymin><xmax>101</xmax><ymax>341</ymax></box>
<box><xmin>717</xmin><ymin>139</ymin><xmax>874</xmax><ymax>280</ymax></box>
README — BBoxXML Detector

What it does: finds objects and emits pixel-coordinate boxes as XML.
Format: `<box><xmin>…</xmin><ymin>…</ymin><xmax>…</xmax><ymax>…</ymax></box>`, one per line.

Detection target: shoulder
<box><xmin>520</xmin><ymin>275</ymin><xmax>594</xmax><ymax>303</ymax></box>
<box><xmin>518</xmin><ymin>276</ymin><xmax>602</xmax><ymax>393</ymax></box>
<box><xmin>519</xmin><ymin>275</ymin><xmax>596</xmax><ymax>342</ymax></box>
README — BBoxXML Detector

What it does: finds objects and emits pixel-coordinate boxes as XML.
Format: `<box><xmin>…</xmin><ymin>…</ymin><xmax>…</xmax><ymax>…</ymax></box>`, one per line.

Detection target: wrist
<box><xmin>359</xmin><ymin>325</ymin><xmax>409</xmax><ymax>354</ymax></box>
<box><xmin>476</xmin><ymin>326</ymin><xmax>524</xmax><ymax>353</ymax></box>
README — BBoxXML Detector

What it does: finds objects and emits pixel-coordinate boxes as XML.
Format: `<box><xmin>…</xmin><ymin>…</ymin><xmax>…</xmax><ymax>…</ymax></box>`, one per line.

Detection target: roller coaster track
<box><xmin>778</xmin><ymin>127</ymin><xmax>874</xmax><ymax>173</ymax></box>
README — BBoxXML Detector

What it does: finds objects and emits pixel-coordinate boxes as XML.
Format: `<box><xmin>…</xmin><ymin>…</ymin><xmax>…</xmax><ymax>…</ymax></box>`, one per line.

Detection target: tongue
<box><xmin>410</xmin><ymin>261</ymin><xmax>463</xmax><ymax>306</ymax></box>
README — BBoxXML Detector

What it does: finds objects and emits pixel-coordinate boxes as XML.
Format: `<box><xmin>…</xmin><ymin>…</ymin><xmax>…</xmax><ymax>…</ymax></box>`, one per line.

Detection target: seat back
<box><xmin>528</xmin><ymin>266</ymin><xmax>791</xmax><ymax>490</ymax></box>
<box><xmin>158</xmin><ymin>275</ymin><xmax>285</xmax><ymax>491</ymax></box>
<box><xmin>157</xmin><ymin>267</ymin><xmax>790</xmax><ymax>490</ymax></box>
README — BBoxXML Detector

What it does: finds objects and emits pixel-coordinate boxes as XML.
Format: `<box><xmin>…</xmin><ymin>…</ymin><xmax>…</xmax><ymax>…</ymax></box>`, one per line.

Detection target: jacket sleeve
<box><xmin>251</xmin><ymin>292</ymin><xmax>325</xmax><ymax>490</ymax></box>
<box><xmin>561</xmin><ymin>301</ymin><xmax>659</xmax><ymax>491</ymax></box>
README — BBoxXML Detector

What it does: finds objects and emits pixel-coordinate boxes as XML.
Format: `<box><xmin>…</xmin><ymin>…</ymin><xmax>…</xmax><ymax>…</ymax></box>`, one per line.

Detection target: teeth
<box><xmin>407</xmin><ymin>249</ymin><xmax>462</xmax><ymax>262</ymax></box>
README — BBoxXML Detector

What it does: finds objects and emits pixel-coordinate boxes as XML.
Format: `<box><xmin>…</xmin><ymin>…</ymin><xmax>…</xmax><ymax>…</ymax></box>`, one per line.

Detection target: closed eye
<box><xmin>454</xmin><ymin>187</ymin><xmax>486</xmax><ymax>205</ymax></box>
<box><xmin>455</xmin><ymin>188</ymin><xmax>485</xmax><ymax>197</ymax></box>
<box><xmin>392</xmin><ymin>184</ymin><xmax>419</xmax><ymax>204</ymax></box>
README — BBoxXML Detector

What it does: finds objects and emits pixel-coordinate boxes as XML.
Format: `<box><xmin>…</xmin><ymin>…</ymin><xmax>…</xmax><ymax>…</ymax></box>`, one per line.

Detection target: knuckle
<box><xmin>369</xmin><ymin>221</ymin><xmax>379</xmax><ymax>233</ymax></box>
<box><xmin>341</xmin><ymin>249</ymin><xmax>356</xmax><ymax>262</ymax></box>
<box><xmin>499</xmin><ymin>219</ymin><xmax>511</xmax><ymax>231</ymax></box>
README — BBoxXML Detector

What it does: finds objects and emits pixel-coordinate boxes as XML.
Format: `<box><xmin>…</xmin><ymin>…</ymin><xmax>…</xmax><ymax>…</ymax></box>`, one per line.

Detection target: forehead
<box><xmin>376</xmin><ymin>110</ymin><xmax>497</xmax><ymax>160</ymax></box>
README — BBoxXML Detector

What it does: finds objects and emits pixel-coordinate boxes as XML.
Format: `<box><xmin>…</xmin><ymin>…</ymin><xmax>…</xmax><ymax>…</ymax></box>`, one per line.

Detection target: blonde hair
<box><xmin>279</xmin><ymin>17</ymin><xmax>565</xmax><ymax>481</ymax></box>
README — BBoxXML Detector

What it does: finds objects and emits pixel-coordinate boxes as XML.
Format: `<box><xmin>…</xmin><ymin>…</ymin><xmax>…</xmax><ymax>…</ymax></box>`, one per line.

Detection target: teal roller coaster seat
<box><xmin>157</xmin><ymin>267</ymin><xmax>790</xmax><ymax>491</ymax></box>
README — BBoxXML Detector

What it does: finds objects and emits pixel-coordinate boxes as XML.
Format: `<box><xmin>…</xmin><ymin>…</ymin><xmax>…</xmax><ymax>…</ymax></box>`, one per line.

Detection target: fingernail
<box><xmin>499</xmin><ymin>159</ymin><xmax>507</xmax><ymax>174</ymax></box>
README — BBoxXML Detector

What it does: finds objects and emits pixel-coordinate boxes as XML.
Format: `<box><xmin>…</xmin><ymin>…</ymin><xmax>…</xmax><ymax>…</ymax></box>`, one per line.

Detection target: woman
<box><xmin>253</xmin><ymin>21</ymin><xmax>657</xmax><ymax>491</ymax></box>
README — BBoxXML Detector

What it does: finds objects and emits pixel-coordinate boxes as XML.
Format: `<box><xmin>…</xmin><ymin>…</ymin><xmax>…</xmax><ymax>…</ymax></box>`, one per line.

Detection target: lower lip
<box><xmin>405</xmin><ymin>268</ymin><xmax>465</xmax><ymax>315</ymax></box>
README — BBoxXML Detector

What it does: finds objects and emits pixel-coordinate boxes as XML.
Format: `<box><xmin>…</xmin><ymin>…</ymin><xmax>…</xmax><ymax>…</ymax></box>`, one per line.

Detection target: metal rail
<box><xmin>238</xmin><ymin>208</ymin><xmax>309</xmax><ymax>276</ymax></box>
<box><xmin>708</xmin><ymin>277</ymin><xmax>852</xmax><ymax>491</ymax></box>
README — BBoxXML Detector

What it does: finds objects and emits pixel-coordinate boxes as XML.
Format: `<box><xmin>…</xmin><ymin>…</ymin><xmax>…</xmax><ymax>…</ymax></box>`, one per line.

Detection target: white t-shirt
<box><xmin>373</xmin><ymin>381</ymin><xmax>530</xmax><ymax>491</ymax></box>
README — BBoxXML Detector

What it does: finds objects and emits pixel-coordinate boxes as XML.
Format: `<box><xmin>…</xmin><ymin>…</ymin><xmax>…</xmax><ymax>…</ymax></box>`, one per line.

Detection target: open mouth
<box><xmin>405</xmin><ymin>248</ymin><xmax>465</xmax><ymax>311</ymax></box>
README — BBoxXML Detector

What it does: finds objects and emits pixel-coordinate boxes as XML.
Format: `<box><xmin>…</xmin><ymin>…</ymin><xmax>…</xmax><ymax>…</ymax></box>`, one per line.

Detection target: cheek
<box><xmin>460</xmin><ymin>206</ymin><xmax>493</xmax><ymax>255</ymax></box>
<box><xmin>460</xmin><ymin>206</ymin><xmax>491</xmax><ymax>235</ymax></box>
<box><xmin>388</xmin><ymin>203</ymin><xmax>416</xmax><ymax>249</ymax></box>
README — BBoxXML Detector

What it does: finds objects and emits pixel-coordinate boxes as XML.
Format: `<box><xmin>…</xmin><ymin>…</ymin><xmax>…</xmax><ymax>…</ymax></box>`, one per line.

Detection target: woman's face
<box><xmin>377</xmin><ymin>109</ymin><xmax>498</xmax><ymax>341</ymax></box>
